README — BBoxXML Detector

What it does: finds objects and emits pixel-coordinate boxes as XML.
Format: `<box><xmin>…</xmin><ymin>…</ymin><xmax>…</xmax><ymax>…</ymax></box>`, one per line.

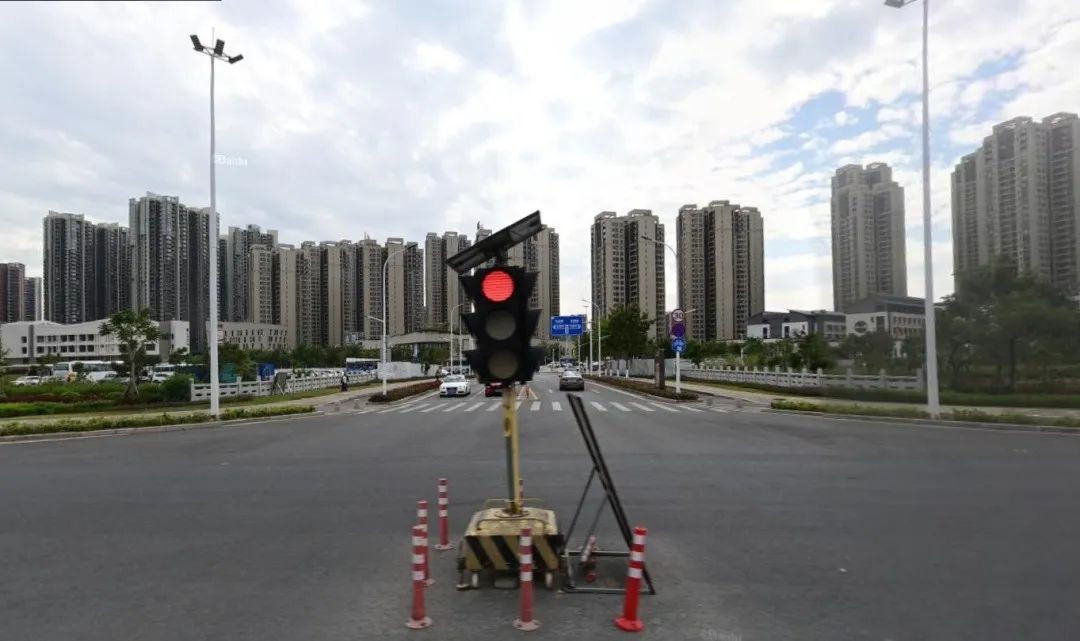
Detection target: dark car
<box><xmin>558</xmin><ymin>370</ymin><xmax>584</xmax><ymax>391</ymax></box>
<box><xmin>484</xmin><ymin>380</ymin><xmax>506</xmax><ymax>397</ymax></box>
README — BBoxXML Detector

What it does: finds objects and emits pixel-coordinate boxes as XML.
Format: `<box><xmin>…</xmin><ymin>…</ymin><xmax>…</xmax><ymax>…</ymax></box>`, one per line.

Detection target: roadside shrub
<box><xmin>160</xmin><ymin>375</ymin><xmax>192</xmax><ymax>402</ymax></box>
<box><xmin>368</xmin><ymin>380</ymin><xmax>440</xmax><ymax>403</ymax></box>
<box><xmin>0</xmin><ymin>400</ymin><xmax>117</xmax><ymax>418</ymax></box>
<box><xmin>0</xmin><ymin>404</ymin><xmax>316</xmax><ymax>437</ymax></box>
<box><xmin>591</xmin><ymin>376</ymin><xmax>699</xmax><ymax>401</ymax></box>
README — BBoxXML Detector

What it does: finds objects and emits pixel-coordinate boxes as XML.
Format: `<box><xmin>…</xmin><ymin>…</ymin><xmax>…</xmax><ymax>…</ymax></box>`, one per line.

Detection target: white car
<box><xmin>439</xmin><ymin>374</ymin><xmax>471</xmax><ymax>397</ymax></box>
<box><xmin>12</xmin><ymin>376</ymin><xmax>41</xmax><ymax>387</ymax></box>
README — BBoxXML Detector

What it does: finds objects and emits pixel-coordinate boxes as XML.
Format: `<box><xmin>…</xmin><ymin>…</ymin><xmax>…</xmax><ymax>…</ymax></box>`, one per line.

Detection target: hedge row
<box><xmin>686</xmin><ymin>378</ymin><xmax>1080</xmax><ymax>409</ymax></box>
<box><xmin>0</xmin><ymin>404</ymin><xmax>315</xmax><ymax>437</ymax></box>
<box><xmin>367</xmin><ymin>380</ymin><xmax>440</xmax><ymax>403</ymax></box>
<box><xmin>591</xmin><ymin>376</ymin><xmax>699</xmax><ymax>401</ymax></box>
<box><xmin>770</xmin><ymin>399</ymin><xmax>1080</xmax><ymax>429</ymax></box>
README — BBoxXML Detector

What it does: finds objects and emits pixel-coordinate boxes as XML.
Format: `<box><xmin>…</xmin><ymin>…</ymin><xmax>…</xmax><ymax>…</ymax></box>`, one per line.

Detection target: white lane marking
<box><xmin>590</xmin><ymin>401</ymin><xmax>608</xmax><ymax>412</ymax></box>
<box><xmin>398</xmin><ymin>404</ymin><xmax>429</xmax><ymax>414</ymax></box>
<box><xmin>464</xmin><ymin>402</ymin><xmax>485</xmax><ymax>412</ymax></box>
<box><xmin>531</xmin><ymin>402</ymin><xmax>541</xmax><ymax>412</ymax></box>
<box><xmin>421</xmin><ymin>404</ymin><xmax>446</xmax><ymax>413</ymax></box>
<box><xmin>682</xmin><ymin>405</ymin><xmax>704</xmax><ymax>413</ymax></box>
<box><xmin>552</xmin><ymin>401</ymin><xmax>562</xmax><ymax>411</ymax></box>
<box><xmin>487</xmin><ymin>402</ymin><xmax>501</xmax><ymax>412</ymax></box>
<box><xmin>649</xmin><ymin>402</ymin><xmax>680</xmax><ymax>413</ymax></box>
<box><xmin>711</xmin><ymin>407</ymin><xmax>730</xmax><ymax>413</ymax></box>
<box><xmin>611</xmin><ymin>402</ymin><xmax>631</xmax><ymax>412</ymax></box>
<box><xmin>515</xmin><ymin>400</ymin><xmax>523</xmax><ymax>411</ymax></box>
<box><xmin>630</xmin><ymin>403</ymin><xmax>655</xmax><ymax>412</ymax></box>
<box><xmin>443</xmin><ymin>402</ymin><xmax>467</xmax><ymax>412</ymax></box>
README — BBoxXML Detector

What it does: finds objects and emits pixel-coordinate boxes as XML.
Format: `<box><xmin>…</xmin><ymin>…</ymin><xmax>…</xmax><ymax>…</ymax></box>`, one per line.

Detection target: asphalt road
<box><xmin>2</xmin><ymin>372</ymin><xmax>1079</xmax><ymax>640</ymax></box>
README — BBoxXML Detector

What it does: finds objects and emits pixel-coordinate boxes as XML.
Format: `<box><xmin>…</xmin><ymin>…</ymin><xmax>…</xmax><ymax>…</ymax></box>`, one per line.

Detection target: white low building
<box><xmin>844</xmin><ymin>294</ymin><xmax>926</xmax><ymax>338</ymax></box>
<box><xmin>1</xmin><ymin>319</ymin><xmax>189</xmax><ymax>365</ymax></box>
<box><xmin>209</xmin><ymin>322</ymin><xmax>289</xmax><ymax>351</ymax></box>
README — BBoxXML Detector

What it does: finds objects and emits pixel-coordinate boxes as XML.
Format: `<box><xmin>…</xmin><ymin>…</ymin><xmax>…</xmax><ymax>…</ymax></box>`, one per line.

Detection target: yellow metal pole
<box><xmin>502</xmin><ymin>384</ymin><xmax>521</xmax><ymax>515</ymax></box>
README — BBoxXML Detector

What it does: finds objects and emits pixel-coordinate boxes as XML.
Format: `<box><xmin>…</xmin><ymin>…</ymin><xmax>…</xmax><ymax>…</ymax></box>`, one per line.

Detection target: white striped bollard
<box><xmin>416</xmin><ymin>500</ymin><xmax>433</xmax><ymax>585</ymax></box>
<box><xmin>614</xmin><ymin>526</ymin><xmax>648</xmax><ymax>632</ymax></box>
<box><xmin>513</xmin><ymin>526</ymin><xmax>540</xmax><ymax>631</ymax></box>
<box><xmin>405</xmin><ymin>525</ymin><xmax>432</xmax><ymax>629</ymax></box>
<box><xmin>435</xmin><ymin>479</ymin><xmax>452</xmax><ymax>551</ymax></box>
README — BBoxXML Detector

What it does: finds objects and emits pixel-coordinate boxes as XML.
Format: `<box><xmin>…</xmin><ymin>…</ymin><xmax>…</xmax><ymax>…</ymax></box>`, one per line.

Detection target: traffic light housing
<box><xmin>460</xmin><ymin>265</ymin><xmax>545</xmax><ymax>384</ymax></box>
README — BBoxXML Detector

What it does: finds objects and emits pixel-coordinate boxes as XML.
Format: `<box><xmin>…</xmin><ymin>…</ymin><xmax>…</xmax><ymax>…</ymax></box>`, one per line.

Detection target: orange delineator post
<box><xmin>406</xmin><ymin>525</ymin><xmax>432</xmax><ymax>629</ymax></box>
<box><xmin>416</xmin><ymin>500</ymin><xmax>433</xmax><ymax>585</ymax></box>
<box><xmin>435</xmin><ymin>478</ymin><xmax>452</xmax><ymax>551</ymax></box>
<box><xmin>615</xmin><ymin>526</ymin><xmax>648</xmax><ymax>632</ymax></box>
<box><xmin>513</xmin><ymin>526</ymin><xmax>540</xmax><ymax>631</ymax></box>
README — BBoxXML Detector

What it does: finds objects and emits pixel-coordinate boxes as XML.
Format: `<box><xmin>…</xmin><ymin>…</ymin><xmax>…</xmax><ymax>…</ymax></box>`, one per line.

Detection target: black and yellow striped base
<box><xmin>461</xmin><ymin>507</ymin><xmax>563</xmax><ymax>573</ymax></box>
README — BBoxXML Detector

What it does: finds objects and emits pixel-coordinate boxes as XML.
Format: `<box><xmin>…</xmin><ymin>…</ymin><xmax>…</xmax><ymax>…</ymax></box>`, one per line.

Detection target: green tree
<box><xmin>0</xmin><ymin>335</ymin><xmax>7</xmax><ymax>399</ymax></box>
<box><xmin>100</xmin><ymin>308</ymin><xmax>161</xmax><ymax>402</ymax></box>
<box><xmin>168</xmin><ymin>347</ymin><xmax>190</xmax><ymax>366</ymax></box>
<box><xmin>797</xmin><ymin>333</ymin><xmax>835</xmax><ymax>371</ymax></box>
<box><xmin>601</xmin><ymin>305</ymin><xmax>654</xmax><ymax>359</ymax></box>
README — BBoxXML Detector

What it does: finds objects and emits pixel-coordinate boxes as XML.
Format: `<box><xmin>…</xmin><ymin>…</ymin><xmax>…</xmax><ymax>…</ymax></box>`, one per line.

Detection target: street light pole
<box><xmin>449</xmin><ymin>302</ymin><xmax>464</xmax><ymax>373</ymax></box>
<box><xmin>885</xmin><ymin>0</ymin><xmax>940</xmax><ymax>417</ymax></box>
<box><xmin>382</xmin><ymin>246</ymin><xmax>407</xmax><ymax>397</ymax></box>
<box><xmin>190</xmin><ymin>34</ymin><xmax>243</xmax><ymax>418</ymax></box>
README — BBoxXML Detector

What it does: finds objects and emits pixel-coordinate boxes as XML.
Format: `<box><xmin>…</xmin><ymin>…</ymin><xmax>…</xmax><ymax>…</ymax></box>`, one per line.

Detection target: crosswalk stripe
<box><xmin>516</xmin><ymin>400</ymin><xmax>523</xmax><ymax>411</ymax></box>
<box><xmin>552</xmin><ymin>401</ymin><xmax>562</xmax><ymax>411</ymax></box>
<box><xmin>421</xmin><ymin>404</ymin><xmax>446</xmax><ymax>413</ymax></box>
<box><xmin>444</xmin><ymin>402</ymin><xmax>467</xmax><ymax>412</ymax></box>
<box><xmin>464</xmin><ymin>402</ymin><xmax>484</xmax><ymax>412</ymax></box>
<box><xmin>590</xmin><ymin>401</ymin><xmax>608</xmax><ymax>412</ymax></box>
<box><xmin>487</xmin><ymin>402</ymin><xmax>501</xmax><ymax>412</ymax></box>
<box><xmin>398</xmin><ymin>403</ymin><xmax>428</xmax><ymax>414</ymax></box>
<box><xmin>611</xmin><ymin>402</ymin><xmax>631</xmax><ymax>412</ymax></box>
<box><xmin>630</xmin><ymin>402</ymin><xmax>654</xmax><ymax>412</ymax></box>
<box><xmin>530</xmin><ymin>401</ymin><xmax>541</xmax><ymax>411</ymax></box>
<box><xmin>649</xmin><ymin>402</ymin><xmax>680</xmax><ymax>413</ymax></box>
<box><xmin>682</xmin><ymin>405</ymin><xmax>704</xmax><ymax>412</ymax></box>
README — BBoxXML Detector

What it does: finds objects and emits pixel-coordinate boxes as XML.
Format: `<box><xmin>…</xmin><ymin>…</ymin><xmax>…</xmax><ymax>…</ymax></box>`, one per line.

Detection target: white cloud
<box><xmin>410</xmin><ymin>42</ymin><xmax>466</xmax><ymax>73</ymax></box>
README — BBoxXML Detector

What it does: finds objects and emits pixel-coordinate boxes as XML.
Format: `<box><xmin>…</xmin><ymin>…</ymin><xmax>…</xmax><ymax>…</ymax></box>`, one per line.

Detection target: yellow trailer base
<box><xmin>457</xmin><ymin>500</ymin><xmax>564</xmax><ymax>590</ymax></box>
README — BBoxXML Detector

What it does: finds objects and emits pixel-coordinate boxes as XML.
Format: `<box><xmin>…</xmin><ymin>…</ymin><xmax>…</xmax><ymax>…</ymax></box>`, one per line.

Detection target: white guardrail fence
<box><xmin>189</xmin><ymin>372</ymin><xmax>378</xmax><ymax>402</ymax></box>
<box><xmin>681</xmin><ymin>365</ymin><xmax>924</xmax><ymax>392</ymax></box>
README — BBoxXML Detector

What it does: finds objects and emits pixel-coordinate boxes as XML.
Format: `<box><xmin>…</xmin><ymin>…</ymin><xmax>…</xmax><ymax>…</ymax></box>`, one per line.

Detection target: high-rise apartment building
<box><xmin>952</xmin><ymin>113</ymin><xmax>1080</xmax><ymax>295</ymax></box>
<box><xmin>225</xmin><ymin>225</ymin><xmax>278</xmax><ymax>322</ymax></box>
<box><xmin>356</xmin><ymin>239</ymin><xmax>384</xmax><ymax>341</ymax></box>
<box><xmin>24</xmin><ymin>276</ymin><xmax>42</xmax><ymax>321</ymax></box>
<box><xmin>129</xmin><ymin>193</ymin><xmax>216</xmax><ymax>352</ymax></box>
<box><xmin>93</xmin><ymin>223</ymin><xmax>130</xmax><ymax>320</ymax></box>
<box><xmin>43</xmin><ymin>211</ymin><xmax>95</xmax><ymax>324</ymax></box>
<box><xmin>591</xmin><ymin>210</ymin><xmax>666</xmax><ymax>340</ymax></box>
<box><xmin>247</xmin><ymin>244</ymin><xmax>276</xmax><ymax>325</ymax></box>
<box><xmin>507</xmin><ymin>225</ymin><xmax>560</xmax><ymax>339</ymax></box>
<box><xmin>0</xmin><ymin>263</ymin><xmax>26</xmax><ymax>323</ymax></box>
<box><xmin>676</xmin><ymin>201</ymin><xmax>765</xmax><ymax>340</ymax></box>
<box><xmin>424</xmin><ymin>231</ymin><xmax>472</xmax><ymax>330</ymax></box>
<box><xmin>830</xmin><ymin>163</ymin><xmax>907</xmax><ymax>311</ymax></box>
<box><xmin>385</xmin><ymin>238</ymin><xmax>424</xmax><ymax>336</ymax></box>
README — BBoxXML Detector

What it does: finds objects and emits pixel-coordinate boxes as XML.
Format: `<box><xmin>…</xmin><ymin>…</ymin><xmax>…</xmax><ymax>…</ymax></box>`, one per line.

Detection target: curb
<box><xmin>0</xmin><ymin>410</ymin><xmax>326</xmax><ymax>444</ymax></box>
<box><xmin>765</xmin><ymin>409</ymin><xmax>1080</xmax><ymax>435</ymax></box>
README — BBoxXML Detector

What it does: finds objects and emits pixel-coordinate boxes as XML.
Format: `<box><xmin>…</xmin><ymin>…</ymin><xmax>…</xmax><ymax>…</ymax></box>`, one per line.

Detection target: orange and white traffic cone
<box><xmin>615</xmin><ymin>526</ymin><xmax>648</xmax><ymax>632</ymax></box>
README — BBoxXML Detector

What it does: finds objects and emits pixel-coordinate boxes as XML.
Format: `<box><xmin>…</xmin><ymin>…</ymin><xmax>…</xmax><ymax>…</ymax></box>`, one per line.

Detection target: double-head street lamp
<box><xmin>884</xmin><ymin>0</ymin><xmax>940</xmax><ymax>417</ymax></box>
<box><xmin>190</xmin><ymin>33</ymin><xmax>243</xmax><ymax>417</ymax></box>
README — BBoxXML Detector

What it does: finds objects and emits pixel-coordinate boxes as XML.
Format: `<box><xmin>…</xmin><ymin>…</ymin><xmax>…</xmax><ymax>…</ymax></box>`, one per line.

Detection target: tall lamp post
<box><xmin>885</xmin><ymin>0</ymin><xmax>940</xmax><ymax>417</ymax></box>
<box><xmin>449</xmin><ymin>302</ymin><xmax>465</xmax><ymax>373</ymax></box>
<box><xmin>190</xmin><ymin>34</ymin><xmax>243</xmax><ymax>418</ymax></box>
<box><xmin>381</xmin><ymin>246</ymin><xmax>407</xmax><ymax>397</ymax></box>
<box><xmin>582</xmin><ymin>298</ymin><xmax>602</xmax><ymax>375</ymax></box>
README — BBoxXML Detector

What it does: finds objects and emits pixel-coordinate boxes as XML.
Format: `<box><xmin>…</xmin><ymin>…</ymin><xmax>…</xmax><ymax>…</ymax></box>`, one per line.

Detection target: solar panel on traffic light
<box><xmin>460</xmin><ymin>266</ymin><xmax>545</xmax><ymax>384</ymax></box>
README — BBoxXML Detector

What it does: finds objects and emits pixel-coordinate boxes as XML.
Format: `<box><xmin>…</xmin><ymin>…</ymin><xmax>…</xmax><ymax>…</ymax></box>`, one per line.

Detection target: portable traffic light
<box><xmin>460</xmin><ymin>265</ymin><xmax>545</xmax><ymax>384</ymax></box>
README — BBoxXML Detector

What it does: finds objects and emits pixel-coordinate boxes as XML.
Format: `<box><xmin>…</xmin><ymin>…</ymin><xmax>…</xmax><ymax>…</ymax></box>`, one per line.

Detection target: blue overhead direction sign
<box><xmin>550</xmin><ymin>314</ymin><xmax>585</xmax><ymax>337</ymax></box>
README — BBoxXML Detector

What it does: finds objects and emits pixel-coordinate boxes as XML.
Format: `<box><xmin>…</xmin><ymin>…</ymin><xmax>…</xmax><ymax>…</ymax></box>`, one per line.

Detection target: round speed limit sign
<box><xmin>671</xmin><ymin>308</ymin><xmax>685</xmax><ymax>323</ymax></box>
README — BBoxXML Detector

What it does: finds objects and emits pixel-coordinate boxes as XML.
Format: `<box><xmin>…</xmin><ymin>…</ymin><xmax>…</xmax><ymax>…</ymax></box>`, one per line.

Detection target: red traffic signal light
<box><xmin>481</xmin><ymin>269</ymin><xmax>514</xmax><ymax>302</ymax></box>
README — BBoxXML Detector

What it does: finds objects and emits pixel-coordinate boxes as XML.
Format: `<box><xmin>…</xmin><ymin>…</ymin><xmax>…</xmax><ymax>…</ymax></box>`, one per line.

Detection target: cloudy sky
<box><xmin>2</xmin><ymin>0</ymin><xmax>1078</xmax><ymax>315</ymax></box>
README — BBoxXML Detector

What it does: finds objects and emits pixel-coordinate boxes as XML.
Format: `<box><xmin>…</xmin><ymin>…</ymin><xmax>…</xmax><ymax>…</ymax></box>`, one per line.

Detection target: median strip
<box><xmin>770</xmin><ymin>399</ymin><xmax>1080</xmax><ymax>432</ymax></box>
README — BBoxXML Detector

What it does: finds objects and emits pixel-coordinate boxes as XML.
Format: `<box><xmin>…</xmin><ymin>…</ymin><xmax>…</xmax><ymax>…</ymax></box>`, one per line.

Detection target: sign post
<box><xmin>669</xmin><ymin>310</ymin><xmax>686</xmax><ymax>394</ymax></box>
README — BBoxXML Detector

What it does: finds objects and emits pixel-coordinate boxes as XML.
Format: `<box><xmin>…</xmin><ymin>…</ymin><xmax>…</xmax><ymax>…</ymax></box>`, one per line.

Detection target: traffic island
<box><xmin>770</xmin><ymin>399</ymin><xmax>1080</xmax><ymax>433</ymax></box>
<box><xmin>367</xmin><ymin>380</ymin><xmax>440</xmax><ymax>404</ymax></box>
<box><xmin>588</xmin><ymin>376</ymin><xmax>699</xmax><ymax>402</ymax></box>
